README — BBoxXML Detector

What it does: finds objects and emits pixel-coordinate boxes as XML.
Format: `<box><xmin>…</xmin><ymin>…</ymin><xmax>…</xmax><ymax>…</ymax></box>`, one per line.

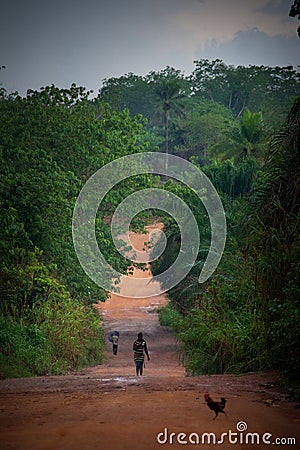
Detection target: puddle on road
<box><xmin>93</xmin><ymin>377</ymin><xmax>140</xmax><ymax>384</ymax></box>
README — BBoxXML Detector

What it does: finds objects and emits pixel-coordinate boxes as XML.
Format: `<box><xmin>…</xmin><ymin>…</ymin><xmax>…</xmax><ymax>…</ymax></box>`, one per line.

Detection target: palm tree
<box><xmin>252</xmin><ymin>97</ymin><xmax>300</xmax><ymax>300</ymax></box>
<box><xmin>264</xmin><ymin>97</ymin><xmax>300</xmax><ymax>218</ymax></box>
<box><xmin>154</xmin><ymin>78</ymin><xmax>186</xmax><ymax>170</ymax></box>
<box><xmin>239</xmin><ymin>107</ymin><xmax>264</xmax><ymax>157</ymax></box>
<box><xmin>214</xmin><ymin>107</ymin><xmax>265</xmax><ymax>163</ymax></box>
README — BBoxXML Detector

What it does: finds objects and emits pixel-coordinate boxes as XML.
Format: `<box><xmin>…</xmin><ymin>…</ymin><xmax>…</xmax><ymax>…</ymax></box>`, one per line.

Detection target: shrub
<box><xmin>33</xmin><ymin>295</ymin><xmax>105</xmax><ymax>371</ymax></box>
<box><xmin>0</xmin><ymin>295</ymin><xmax>104</xmax><ymax>378</ymax></box>
<box><xmin>0</xmin><ymin>316</ymin><xmax>52</xmax><ymax>378</ymax></box>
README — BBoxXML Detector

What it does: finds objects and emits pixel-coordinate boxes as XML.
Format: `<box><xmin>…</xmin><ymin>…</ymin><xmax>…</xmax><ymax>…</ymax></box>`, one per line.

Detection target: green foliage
<box><xmin>157</xmin><ymin>232</ymin><xmax>271</xmax><ymax>375</ymax></box>
<box><xmin>175</xmin><ymin>98</ymin><xmax>236</xmax><ymax>164</ymax></box>
<box><xmin>33</xmin><ymin>296</ymin><xmax>104</xmax><ymax>370</ymax></box>
<box><xmin>1</xmin><ymin>64</ymin><xmax>299</xmax><ymax>385</ymax></box>
<box><xmin>240</xmin><ymin>108</ymin><xmax>263</xmax><ymax>145</ymax></box>
<box><xmin>152</xmin><ymin>99</ymin><xmax>299</xmax><ymax>393</ymax></box>
<box><xmin>0</xmin><ymin>84</ymin><xmax>149</xmax><ymax>377</ymax></box>
<box><xmin>250</xmin><ymin>97</ymin><xmax>300</xmax><ymax>302</ymax></box>
<box><xmin>0</xmin><ymin>316</ymin><xmax>52</xmax><ymax>378</ymax></box>
<box><xmin>0</xmin><ymin>296</ymin><xmax>104</xmax><ymax>378</ymax></box>
<box><xmin>202</xmin><ymin>158</ymin><xmax>258</xmax><ymax>197</ymax></box>
<box><xmin>190</xmin><ymin>59</ymin><xmax>300</xmax><ymax>118</ymax></box>
<box><xmin>0</xmin><ymin>85</ymin><xmax>150</xmax><ymax>305</ymax></box>
<box><xmin>98</xmin><ymin>61</ymin><xmax>298</xmax><ymax>164</ymax></box>
<box><xmin>157</xmin><ymin>250</ymin><xmax>270</xmax><ymax>375</ymax></box>
<box><xmin>246</xmin><ymin>97</ymin><xmax>300</xmax><ymax>388</ymax></box>
<box><xmin>98</xmin><ymin>73</ymin><xmax>156</xmax><ymax>118</ymax></box>
<box><xmin>0</xmin><ymin>248</ymin><xmax>64</xmax><ymax>316</ymax></box>
<box><xmin>158</xmin><ymin>302</ymin><xmax>182</xmax><ymax>330</ymax></box>
<box><xmin>176</xmin><ymin>306</ymin><xmax>268</xmax><ymax>376</ymax></box>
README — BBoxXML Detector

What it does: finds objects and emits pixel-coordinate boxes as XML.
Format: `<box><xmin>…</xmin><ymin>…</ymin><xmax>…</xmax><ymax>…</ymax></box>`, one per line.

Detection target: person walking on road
<box><xmin>133</xmin><ymin>332</ymin><xmax>150</xmax><ymax>375</ymax></box>
<box><xmin>112</xmin><ymin>334</ymin><xmax>119</xmax><ymax>355</ymax></box>
<box><xmin>109</xmin><ymin>331</ymin><xmax>119</xmax><ymax>355</ymax></box>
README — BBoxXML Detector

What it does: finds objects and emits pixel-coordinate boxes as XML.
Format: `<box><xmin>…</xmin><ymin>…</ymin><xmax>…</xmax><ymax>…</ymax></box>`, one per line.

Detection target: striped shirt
<box><xmin>133</xmin><ymin>339</ymin><xmax>148</xmax><ymax>362</ymax></box>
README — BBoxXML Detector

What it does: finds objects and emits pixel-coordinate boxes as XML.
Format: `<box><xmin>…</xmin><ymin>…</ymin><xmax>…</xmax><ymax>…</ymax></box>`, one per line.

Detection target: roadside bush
<box><xmin>0</xmin><ymin>295</ymin><xmax>104</xmax><ymax>378</ymax></box>
<box><xmin>162</xmin><ymin>267</ymin><xmax>270</xmax><ymax>376</ymax></box>
<box><xmin>0</xmin><ymin>316</ymin><xmax>52</xmax><ymax>378</ymax></box>
<box><xmin>176</xmin><ymin>306</ymin><xmax>268</xmax><ymax>375</ymax></box>
<box><xmin>33</xmin><ymin>295</ymin><xmax>105</xmax><ymax>371</ymax></box>
<box><xmin>158</xmin><ymin>303</ymin><xmax>182</xmax><ymax>330</ymax></box>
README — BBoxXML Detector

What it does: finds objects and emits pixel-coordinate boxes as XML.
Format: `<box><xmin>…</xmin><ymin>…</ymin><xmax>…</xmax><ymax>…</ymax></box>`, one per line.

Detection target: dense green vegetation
<box><xmin>0</xmin><ymin>84</ymin><xmax>149</xmax><ymax>377</ymax></box>
<box><xmin>143</xmin><ymin>63</ymin><xmax>299</xmax><ymax>396</ymax></box>
<box><xmin>0</xmin><ymin>60</ymin><xmax>299</xmax><ymax>390</ymax></box>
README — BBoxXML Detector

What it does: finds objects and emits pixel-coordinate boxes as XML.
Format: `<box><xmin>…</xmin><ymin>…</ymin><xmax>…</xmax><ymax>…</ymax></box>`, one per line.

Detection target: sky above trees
<box><xmin>0</xmin><ymin>0</ymin><xmax>299</xmax><ymax>96</ymax></box>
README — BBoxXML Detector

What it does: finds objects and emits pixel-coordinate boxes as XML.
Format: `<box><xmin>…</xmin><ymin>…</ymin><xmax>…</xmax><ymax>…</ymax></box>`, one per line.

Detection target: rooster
<box><xmin>204</xmin><ymin>394</ymin><xmax>227</xmax><ymax>419</ymax></box>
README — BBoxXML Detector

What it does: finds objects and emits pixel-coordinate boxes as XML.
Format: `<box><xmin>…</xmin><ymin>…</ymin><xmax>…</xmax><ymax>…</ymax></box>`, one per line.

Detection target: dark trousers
<box><xmin>135</xmin><ymin>360</ymin><xmax>144</xmax><ymax>375</ymax></box>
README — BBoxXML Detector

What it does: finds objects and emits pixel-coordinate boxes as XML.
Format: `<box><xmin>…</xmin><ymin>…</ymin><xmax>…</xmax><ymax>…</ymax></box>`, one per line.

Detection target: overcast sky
<box><xmin>0</xmin><ymin>0</ymin><xmax>299</xmax><ymax>96</ymax></box>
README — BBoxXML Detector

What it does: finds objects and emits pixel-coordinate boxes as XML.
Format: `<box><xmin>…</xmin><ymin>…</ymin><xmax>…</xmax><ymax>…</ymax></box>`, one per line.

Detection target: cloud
<box><xmin>256</xmin><ymin>0</ymin><xmax>291</xmax><ymax>15</ymax></box>
<box><xmin>169</xmin><ymin>0</ymin><xmax>297</xmax><ymax>47</ymax></box>
<box><xmin>196</xmin><ymin>28</ymin><xmax>300</xmax><ymax>67</ymax></box>
<box><xmin>0</xmin><ymin>0</ymin><xmax>298</xmax><ymax>96</ymax></box>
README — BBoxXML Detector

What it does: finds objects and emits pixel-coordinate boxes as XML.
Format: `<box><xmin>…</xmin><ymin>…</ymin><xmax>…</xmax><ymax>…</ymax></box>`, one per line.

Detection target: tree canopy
<box><xmin>1</xmin><ymin>60</ymin><xmax>299</xmax><ymax>392</ymax></box>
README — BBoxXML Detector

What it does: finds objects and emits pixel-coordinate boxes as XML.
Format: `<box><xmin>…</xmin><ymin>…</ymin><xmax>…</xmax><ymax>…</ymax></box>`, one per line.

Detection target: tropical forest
<box><xmin>0</xmin><ymin>59</ymin><xmax>299</xmax><ymax>397</ymax></box>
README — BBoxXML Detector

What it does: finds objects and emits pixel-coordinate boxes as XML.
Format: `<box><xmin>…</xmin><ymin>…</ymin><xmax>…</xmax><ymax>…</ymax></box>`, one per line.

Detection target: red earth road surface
<box><xmin>0</xmin><ymin>225</ymin><xmax>299</xmax><ymax>449</ymax></box>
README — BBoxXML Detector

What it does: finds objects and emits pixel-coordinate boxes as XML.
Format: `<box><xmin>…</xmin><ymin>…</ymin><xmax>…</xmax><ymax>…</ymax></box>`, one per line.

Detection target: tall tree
<box><xmin>174</xmin><ymin>97</ymin><xmax>236</xmax><ymax>164</ymax></box>
<box><xmin>153</xmin><ymin>76</ymin><xmax>187</xmax><ymax>169</ymax></box>
<box><xmin>97</xmin><ymin>73</ymin><xmax>156</xmax><ymax>119</ymax></box>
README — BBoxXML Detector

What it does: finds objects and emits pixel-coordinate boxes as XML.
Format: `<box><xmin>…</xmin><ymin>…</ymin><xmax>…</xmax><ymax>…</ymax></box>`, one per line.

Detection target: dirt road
<box><xmin>0</xmin><ymin>225</ymin><xmax>299</xmax><ymax>449</ymax></box>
